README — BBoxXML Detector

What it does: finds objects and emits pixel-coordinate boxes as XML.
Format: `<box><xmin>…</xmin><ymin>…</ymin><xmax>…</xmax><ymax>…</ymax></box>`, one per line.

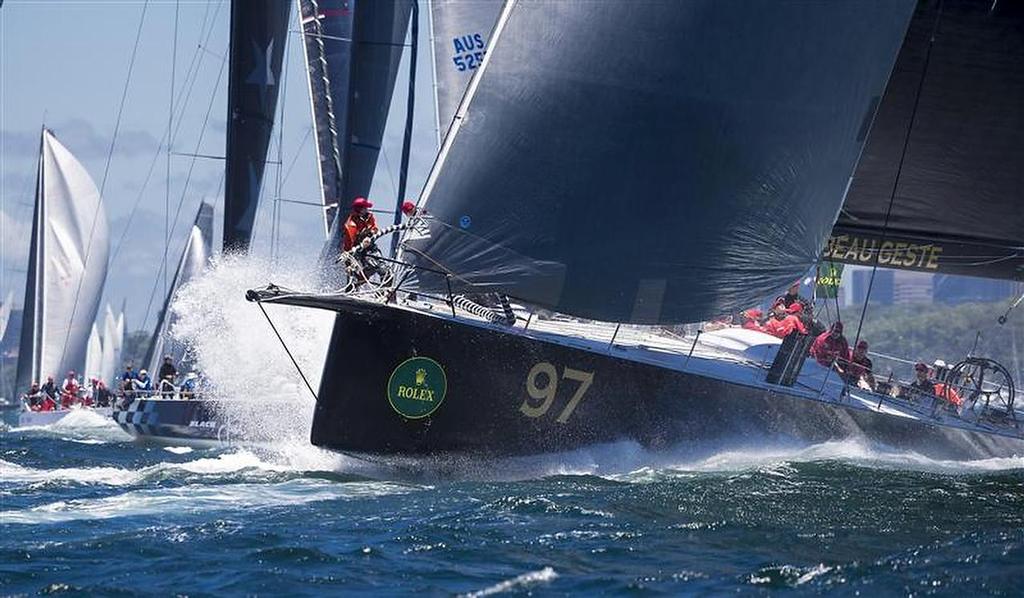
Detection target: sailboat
<box><xmin>15</xmin><ymin>128</ymin><xmax>112</xmax><ymax>427</ymax></box>
<box><xmin>248</xmin><ymin>0</ymin><xmax>1024</xmax><ymax>462</ymax></box>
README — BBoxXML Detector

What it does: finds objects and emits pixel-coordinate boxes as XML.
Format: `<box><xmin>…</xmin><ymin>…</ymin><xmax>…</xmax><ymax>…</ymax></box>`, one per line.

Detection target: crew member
<box><xmin>342</xmin><ymin>197</ymin><xmax>379</xmax><ymax>252</ymax></box>
<box><xmin>121</xmin><ymin>363</ymin><xmax>136</xmax><ymax>392</ymax></box>
<box><xmin>810</xmin><ymin>321</ymin><xmax>850</xmax><ymax>373</ymax></box>
<box><xmin>134</xmin><ymin>369</ymin><xmax>153</xmax><ymax>393</ymax></box>
<box><xmin>41</xmin><ymin>375</ymin><xmax>57</xmax><ymax>401</ymax></box>
<box><xmin>93</xmin><ymin>380</ymin><xmax>113</xmax><ymax>407</ymax></box>
<box><xmin>906</xmin><ymin>362</ymin><xmax>936</xmax><ymax>401</ymax></box>
<box><xmin>60</xmin><ymin>371</ymin><xmax>80</xmax><ymax>408</ymax></box>
<box><xmin>763</xmin><ymin>303</ymin><xmax>808</xmax><ymax>339</ymax></box>
<box><xmin>740</xmin><ymin>308</ymin><xmax>765</xmax><ymax>332</ymax></box>
<box><xmin>24</xmin><ymin>382</ymin><xmax>45</xmax><ymax>411</ymax></box>
<box><xmin>775</xmin><ymin>282</ymin><xmax>813</xmax><ymax>317</ymax></box>
<box><xmin>158</xmin><ymin>355</ymin><xmax>177</xmax><ymax>385</ymax></box>
<box><xmin>846</xmin><ymin>340</ymin><xmax>875</xmax><ymax>390</ymax></box>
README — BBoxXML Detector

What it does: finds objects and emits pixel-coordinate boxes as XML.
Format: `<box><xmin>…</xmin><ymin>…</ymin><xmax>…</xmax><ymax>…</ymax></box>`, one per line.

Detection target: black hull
<box><xmin>113</xmin><ymin>398</ymin><xmax>232</xmax><ymax>446</ymax></box>
<box><xmin>312</xmin><ymin>303</ymin><xmax>1023</xmax><ymax>460</ymax></box>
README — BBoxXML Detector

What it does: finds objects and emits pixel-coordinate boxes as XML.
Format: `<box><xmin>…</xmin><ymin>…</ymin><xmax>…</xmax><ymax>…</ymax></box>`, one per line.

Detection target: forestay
<box><xmin>16</xmin><ymin>130</ymin><xmax>110</xmax><ymax>393</ymax></box>
<box><xmin>405</xmin><ymin>0</ymin><xmax>915</xmax><ymax>324</ymax></box>
<box><xmin>829</xmin><ymin>0</ymin><xmax>1024</xmax><ymax>281</ymax></box>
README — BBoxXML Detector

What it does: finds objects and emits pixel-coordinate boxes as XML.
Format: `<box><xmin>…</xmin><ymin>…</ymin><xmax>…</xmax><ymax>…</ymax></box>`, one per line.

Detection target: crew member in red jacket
<box><xmin>763</xmin><ymin>303</ymin><xmax>808</xmax><ymax>339</ymax></box>
<box><xmin>342</xmin><ymin>197</ymin><xmax>379</xmax><ymax>252</ymax></box>
<box><xmin>810</xmin><ymin>321</ymin><xmax>850</xmax><ymax>373</ymax></box>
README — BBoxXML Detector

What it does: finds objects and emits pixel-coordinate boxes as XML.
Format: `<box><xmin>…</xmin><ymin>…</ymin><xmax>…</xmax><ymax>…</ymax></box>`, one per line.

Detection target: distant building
<box><xmin>837</xmin><ymin>266</ymin><xmax>894</xmax><ymax>307</ymax></box>
<box><xmin>893</xmin><ymin>271</ymin><xmax>934</xmax><ymax>304</ymax></box>
<box><xmin>933</xmin><ymin>275</ymin><xmax>1017</xmax><ymax>304</ymax></box>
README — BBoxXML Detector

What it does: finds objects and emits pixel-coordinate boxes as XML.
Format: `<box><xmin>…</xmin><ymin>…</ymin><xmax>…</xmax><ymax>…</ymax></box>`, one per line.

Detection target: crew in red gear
<box><xmin>763</xmin><ymin>302</ymin><xmax>808</xmax><ymax>339</ymax></box>
<box><xmin>810</xmin><ymin>321</ymin><xmax>850</xmax><ymax>372</ymax></box>
<box><xmin>342</xmin><ymin>197</ymin><xmax>379</xmax><ymax>252</ymax></box>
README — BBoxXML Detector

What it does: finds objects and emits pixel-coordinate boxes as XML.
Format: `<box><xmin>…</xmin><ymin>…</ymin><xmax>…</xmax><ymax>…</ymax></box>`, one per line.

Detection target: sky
<box><xmin>0</xmin><ymin>0</ymin><xmax>439</xmax><ymax>334</ymax></box>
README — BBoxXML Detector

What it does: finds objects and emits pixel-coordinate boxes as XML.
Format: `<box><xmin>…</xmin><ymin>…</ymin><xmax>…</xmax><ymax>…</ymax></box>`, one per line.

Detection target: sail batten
<box><xmin>406</xmin><ymin>1</ymin><xmax>915</xmax><ymax>324</ymax></box>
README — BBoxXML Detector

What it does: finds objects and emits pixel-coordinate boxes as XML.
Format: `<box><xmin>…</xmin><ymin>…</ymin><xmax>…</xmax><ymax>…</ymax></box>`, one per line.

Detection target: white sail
<box><xmin>15</xmin><ymin>129</ymin><xmax>110</xmax><ymax>393</ymax></box>
<box><xmin>429</xmin><ymin>0</ymin><xmax>503</xmax><ymax>144</ymax></box>
<box><xmin>84</xmin><ymin>323</ymin><xmax>103</xmax><ymax>381</ymax></box>
<box><xmin>147</xmin><ymin>203</ymin><xmax>213</xmax><ymax>376</ymax></box>
<box><xmin>0</xmin><ymin>291</ymin><xmax>12</xmax><ymax>344</ymax></box>
<box><xmin>99</xmin><ymin>304</ymin><xmax>122</xmax><ymax>384</ymax></box>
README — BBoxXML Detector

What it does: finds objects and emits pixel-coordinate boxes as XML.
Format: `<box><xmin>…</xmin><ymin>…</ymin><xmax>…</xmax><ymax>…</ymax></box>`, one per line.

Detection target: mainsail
<box><xmin>223</xmin><ymin>0</ymin><xmax>292</xmax><ymax>252</ymax></box>
<box><xmin>0</xmin><ymin>291</ymin><xmax>12</xmax><ymax>346</ymax></box>
<box><xmin>145</xmin><ymin>202</ymin><xmax>214</xmax><ymax>376</ymax></box>
<box><xmin>15</xmin><ymin>129</ymin><xmax>110</xmax><ymax>393</ymax></box>
<box><xmin>828</xmin><ymin>0</ymin><xmax>1024</xmax><ymax>281</ymax></box>
<box><xmin>428</xmin><ymin>0</ymin><xmax>502</xmax><ymax>143</ymax></box>
<box><xmin>405</xmin><ymin>1</ymin><xmax>915</xmax><ymax>324</ymax></box>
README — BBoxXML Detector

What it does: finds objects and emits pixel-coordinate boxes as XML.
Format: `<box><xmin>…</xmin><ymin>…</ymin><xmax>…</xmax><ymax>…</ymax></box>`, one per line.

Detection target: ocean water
<box><xmin>3</xmin><ymin>257</ymin><xmax>1022</xmax><ymax>595</ymax></box>
<box><xmin>2</xmin><ymin>411</ymin><xmax>1023</xmax><ymax>596</ymax></box>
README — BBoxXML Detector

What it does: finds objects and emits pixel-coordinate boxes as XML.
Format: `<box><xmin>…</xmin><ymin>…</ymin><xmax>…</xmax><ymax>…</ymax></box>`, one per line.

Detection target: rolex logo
<box><xmin>415</xmin><ymin>368</ymin><xmax>427</xmax><ymax>386</ymax></box>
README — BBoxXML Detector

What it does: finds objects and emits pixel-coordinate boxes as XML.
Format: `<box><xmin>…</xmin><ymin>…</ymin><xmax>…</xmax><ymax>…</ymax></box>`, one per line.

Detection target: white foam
<box><xmin>462</xmin><ymin>567</ymin><xmax>559</xmax><ymax>597</ymax></box>
<box><xmin>163</xmin><ymin>446</ymin><xmax>193</xmax><ymax>454</ymax></box>
<box><xmin>169</xmin><ymin>254</ymin><xmax>333</xmax><ymax>451</ymax></box>
<box><xmin>10</xmin><ymin>409</ymin><xmax>131</xmax><ymax>443</ymax></box>
<box><xmin>0</xmin><ymin>448</ymin><xmax>343</xmax><ymax>488</ymax></box>
<box><xmin>0</xmin><ymin>477</ymin><xmax>414</xmax><ymax>525</ymax></box>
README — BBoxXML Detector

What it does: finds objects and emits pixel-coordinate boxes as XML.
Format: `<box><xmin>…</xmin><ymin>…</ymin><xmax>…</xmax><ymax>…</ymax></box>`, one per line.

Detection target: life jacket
<box><xmin>342</xmin><ymin>213</ymin><xmax>378</xmax><ymax>251</ymax></box>
<box><xmin>763</xmin><ymin>315</ymin><xmax>807</xmax><ymax>339</ymax></box>
<box><xmin>933</xmin><ymin>382</ymin><xmax>962</xmax><ymax>407</ymax></box>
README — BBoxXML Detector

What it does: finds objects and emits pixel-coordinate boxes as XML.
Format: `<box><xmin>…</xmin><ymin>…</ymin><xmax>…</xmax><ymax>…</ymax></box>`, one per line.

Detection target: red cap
<box><xmin>786</xmin><ymin>303</ymin><xmax>803</xmax><ymax>315</ymax></box>
<box><xmin>743</xmin><ymin>308</ymin><xmax>763</xmax><ymax>319</ymax></box>
<box><xmin>401</xmin><ymin>200</ymin><xmax>416</xmax><ymax>216</ymax></box>
<box><xmin>352</xmin><ymin>197</ymin><xmax>373</xmax><ymax>210</ymax></box>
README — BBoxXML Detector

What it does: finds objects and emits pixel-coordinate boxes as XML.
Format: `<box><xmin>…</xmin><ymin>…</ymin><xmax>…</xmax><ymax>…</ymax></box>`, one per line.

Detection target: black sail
<box><xmin>405</xmin><ymin>0</ymin><xmax>914</xmax><ymax>324</ymax></box>
<box><xmin>299</xmin><ymin>0</ymin><xmax>355</xmax><ymax>233</ymax></box>
<box><xmin>223</xmin><ymin>0</ymin><xmax>292</xmax><ymax>252</ymax></box>
<box><xmin>829</xmin><ymin>0</ymin><xmax>1024</xmax><ymax>281</ymax></box>
<box><xmin>340</xmin><ymin>0</ymin><xmax>412</xmax><ymax>205</ymax></box>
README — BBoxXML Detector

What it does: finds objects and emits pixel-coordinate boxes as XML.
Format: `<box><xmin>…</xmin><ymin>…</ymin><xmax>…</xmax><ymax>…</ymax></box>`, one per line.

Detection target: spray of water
<box><xmin>169</xmin><ymin>253</ymin><xmax>337</xmax><ymax>462</ymax></box>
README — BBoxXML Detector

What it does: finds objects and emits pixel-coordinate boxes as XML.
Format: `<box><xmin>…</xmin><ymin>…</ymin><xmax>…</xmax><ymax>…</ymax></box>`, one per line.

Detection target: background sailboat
<box><xmin>14</xmin><ymin>129</ymin><xmax>110</xmax><ymax>396</ymax></box>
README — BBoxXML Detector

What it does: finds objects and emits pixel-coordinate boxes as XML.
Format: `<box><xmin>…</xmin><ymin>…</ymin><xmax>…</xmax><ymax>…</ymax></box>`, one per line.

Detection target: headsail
<box><xmin>298</xmin><ymin>0</ymin><xmax>355</xmax><ymax>233</ymax></box>
<box><xmin>428</xmin><ymin>0</ymin><xmax>502</xmax><ymax>143</ymax></box>
<box><xmin>99</xmin><ymin>304</ymin><xmax>122</xmax><ymax>385</ymax></box>
<box><xmin>829</xmin><ymin>0</ymin><xmax>1024</xmax><ymax>281</ymax></box>
<box><xmin>15</xmin><ymin>129</ymin><xmax>110</xmax><ymax>393</ymax></box>
<box><xmin>223</xmin><ymin>0</ymin><xmax>292</xmax><ymax>252</ymax></box>
<box><xmin>84</xmin><ymin>323</ymin><xmax>103</xmax><ymax>382</ymax></box>
<box><xmin>405</xmin><ymin>1</ymin><xmax>914</xmax><ymax>324</ymax></box>
<box><xmin>145</xmin><ymin>202</ymin><xmax>214</xmax><ymax>376</ymax></box>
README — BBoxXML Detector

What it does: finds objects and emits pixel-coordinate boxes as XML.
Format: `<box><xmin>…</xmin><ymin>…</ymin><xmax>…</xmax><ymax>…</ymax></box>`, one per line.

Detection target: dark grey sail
<box><xmin>223</xmin><ymin>0</ymin><xmax>292</xmax><ymax>252</ymax></box>
<box><xmin>340</xmin><ymin>0</ymin><xmax>412</xmax><ymax>206</ymax></box>
<box><xmin>428</xmin><ymin>0</ymin><xmax>502</xmax><ymax>142</ymax></box>
<box><xmin>829</xmin><ymin>0</ymin><xmax>1024</xmax><ymax>281</ymax></box>
<box><xmin>144</xmin><ymin>202</ymin><xmax>214</xmax><ymax>375</ymax></box>
<box><xmin>298</xmin><ymin>0</ymin><xmax>355</xmax><ymax>233</ymax></box>
<box><xmin>405</xmin><ymin>0</ymin><xmax>915</xmax><ymax>324</ymax></box>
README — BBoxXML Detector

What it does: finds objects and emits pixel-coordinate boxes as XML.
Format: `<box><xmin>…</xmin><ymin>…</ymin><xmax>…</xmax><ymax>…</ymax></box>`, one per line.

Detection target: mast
<box><xmin>392</xmin><ymin>0</ymin><xmax>419</xmax><ymax>256</ymax></box>
<box><xmin>223</xmin><ymin>0</ymin><xmax>292</xmax><ymax>252</ymax></box>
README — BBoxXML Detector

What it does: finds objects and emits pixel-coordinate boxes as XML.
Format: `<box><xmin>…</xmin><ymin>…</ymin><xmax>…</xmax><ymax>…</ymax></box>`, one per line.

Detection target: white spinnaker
<box><xmin>37</xmin><ymin>130</ymin><xmax>110</xmax><ymax>381</ymax></box>
<box><xmin>99</xmin><ymin>305</ymin><xmax>121</xmax><ymax>384</ymax></box>
<box><xmin>429</xmin><ymin>0</ymin><xmax>503</xmax><ymax>144</ymax></box>
<box><xmin>148</xmin><ymin>224</ymin><xmax>209</xmax><ymax>374</ymax></box>
<box><xmin>84</xmin><ymin>323</ymin><xmax>103</xmax><ymax>381</ymax></box>
<box><xmin>0</xmin><ymin>291</ymin><xmax>12</xmax><ymax>344</ymax></box>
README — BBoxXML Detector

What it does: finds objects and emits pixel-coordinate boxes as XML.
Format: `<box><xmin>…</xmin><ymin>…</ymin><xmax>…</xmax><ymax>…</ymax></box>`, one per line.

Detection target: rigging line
<box><xmin>851</xmin><ymin>2</ymin><xmax>943</xmax><ymax>355</ymax></box>
<box><xmin>273</xmin><ymin>10</ymin><xmax>291</xmax><ymax>261</ymax></box>
<box><xmin>109</xmin><ymin>0</ymin><xmax>224</xmax><ymax>265</ymax></box>
<box><xmin>392</xmin><ymin>0</ymin><xmax>419</xmax><ymax>257</ymax></box>
<box><xmin>165</xmin><ymin>0</ymin><xmax>180</xmax><ymax>303</ymax></box>
<box><xmin>138</xmin><ymin>49</ymin><xmax>228</xmax><ymax>336</ymax></box>
<box><xmin>256</xmin><ymin>301</ymin><xmax>319</xmax><ymax>402</ymax></box>
<box><xmin>306</xmin><ymin>0</ymin><xmax>346</xmax><ymax>231</ymax></box>
<box><xmin>59</xmin><ymin>0</ymin><xmax>149</xmax><ymax>370</ymax></box>
<box><xmin>281</xmin><ymin>125</ymin><xmax>314</xmax><ymax>185</ymax></box>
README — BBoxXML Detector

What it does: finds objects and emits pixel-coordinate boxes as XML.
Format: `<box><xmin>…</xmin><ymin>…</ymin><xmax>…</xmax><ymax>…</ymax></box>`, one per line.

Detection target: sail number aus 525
<box><xmin>520</xmin><ymin>362</ymin><xmax>594</xmax><ymax>423</ymax></box>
